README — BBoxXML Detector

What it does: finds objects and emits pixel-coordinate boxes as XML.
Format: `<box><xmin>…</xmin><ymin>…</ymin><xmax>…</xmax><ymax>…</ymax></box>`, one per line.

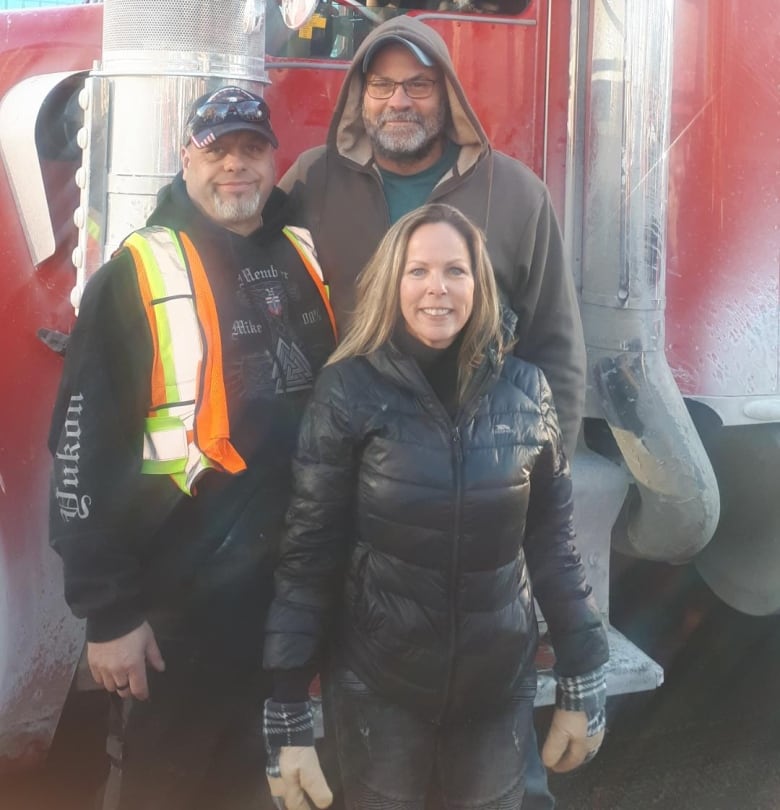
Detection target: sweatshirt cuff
<box><xmin>85</xmin><ymin>606</ymin><xmax>146</xmax><ymax>643</ymax></box>
<box><xmin>555</xmin><ymin>664</ymin><xmax>607</xmax><ymax>737</ymax></box>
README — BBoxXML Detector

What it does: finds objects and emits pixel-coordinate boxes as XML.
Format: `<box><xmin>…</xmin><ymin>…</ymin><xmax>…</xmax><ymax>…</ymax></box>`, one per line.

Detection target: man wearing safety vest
<box><xmin>48</xmin><ymin>86</ymin><xmax>336</xmax><ymax>810</ymax></box>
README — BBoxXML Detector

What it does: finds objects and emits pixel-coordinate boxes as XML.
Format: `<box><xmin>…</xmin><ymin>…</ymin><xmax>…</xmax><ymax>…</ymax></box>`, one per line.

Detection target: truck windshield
<box><xmin>267</xmin><ymin>0</ymin><xmax>532</xmax><ymax>60</ymax></box>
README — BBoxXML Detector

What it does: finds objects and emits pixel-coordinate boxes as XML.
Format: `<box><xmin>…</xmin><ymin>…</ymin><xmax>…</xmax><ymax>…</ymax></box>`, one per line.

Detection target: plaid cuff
<box><xmin>266</xmin><ymin>748</ymin><xmax>281</xmax><ymax>779</ymax></box>
<box><xmin>555</xmin><ymin>665</ymin><xmax>607</xmax><ymax>737</ymax></box>
<box><xmin>263</xmin><ymin>699</ymin><xmax>315</xmax><ymax>778</ymax></box>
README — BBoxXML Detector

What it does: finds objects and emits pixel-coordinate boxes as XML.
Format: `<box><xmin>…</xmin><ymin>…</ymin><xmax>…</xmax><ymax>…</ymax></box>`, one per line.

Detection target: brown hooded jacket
<box><xmin>280</xmin><ymin>15</ymin><xmax>586</xmax><ymax>456</ymax></box>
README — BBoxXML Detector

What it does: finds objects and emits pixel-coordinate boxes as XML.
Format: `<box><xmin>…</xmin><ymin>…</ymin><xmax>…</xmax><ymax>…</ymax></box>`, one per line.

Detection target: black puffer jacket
<box><xmin>264</xmin><ymin>342</ymin><xmax>608</xmax><ymax>722</ymax></box>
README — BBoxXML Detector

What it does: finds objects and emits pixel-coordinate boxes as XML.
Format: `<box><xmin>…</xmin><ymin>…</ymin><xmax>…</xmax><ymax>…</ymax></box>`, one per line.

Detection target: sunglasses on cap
<box><xmin>189</xmin><ymin>91</ymin><xmax>269</xmax><ymax>125</ymax></box>
<box><xmin>186</xmin><ymin>88</ymin><xmax>278</xmax><ymax>148</ymax></box>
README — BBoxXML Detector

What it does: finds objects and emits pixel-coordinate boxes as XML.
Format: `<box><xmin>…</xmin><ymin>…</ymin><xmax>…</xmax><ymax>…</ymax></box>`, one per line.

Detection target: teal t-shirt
<box><xmin>379</xmin><ymin>139</ymin><xmax>459</xmax><ymax>224</ymax></box>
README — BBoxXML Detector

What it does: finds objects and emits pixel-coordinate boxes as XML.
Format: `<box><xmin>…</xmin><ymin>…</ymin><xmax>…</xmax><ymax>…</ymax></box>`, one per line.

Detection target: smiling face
<box><xmin>181</xmin><ymin>130</ymin><xmax>276</xmax><ymax>235</ymax></box>
<box><xmin>399</xmin><ymin>221</ymin><xmax>475</xmax><ymax>349</ymax></box>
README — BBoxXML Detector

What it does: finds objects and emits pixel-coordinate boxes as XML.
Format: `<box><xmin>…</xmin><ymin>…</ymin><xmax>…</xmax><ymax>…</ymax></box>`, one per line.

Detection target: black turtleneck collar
<box><xmin>392</xmin><ymin>322</ymin><xmax>448</xmax><ymax>367</ymax></box>
<box><xmin>391</xmin><ymin>323</ymin><xmax>462</xmax><ymax>418</ymax></box>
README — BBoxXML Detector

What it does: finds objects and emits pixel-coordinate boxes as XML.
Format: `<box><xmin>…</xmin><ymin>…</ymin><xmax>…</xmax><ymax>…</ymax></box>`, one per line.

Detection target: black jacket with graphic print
<box><xmin>48</xmin><ymin>176</ymin><xmax>335</xmax><ymax>656</ymax></box>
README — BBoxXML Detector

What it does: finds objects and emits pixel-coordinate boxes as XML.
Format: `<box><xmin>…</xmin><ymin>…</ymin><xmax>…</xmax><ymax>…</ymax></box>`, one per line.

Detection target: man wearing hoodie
<box><xmin>48</xmin><ymin>87</ymin><xmax>336</xmax><ymax>810</ymax></box>
<box><xmin>278</xmin><ymin>16</ymin><xmax>587</xmax><ymax>810</ymax></box>
<box><xmin>280</xmin><ymin>16</ymin><xmax>584</xmax><ymax>462</ymax></box>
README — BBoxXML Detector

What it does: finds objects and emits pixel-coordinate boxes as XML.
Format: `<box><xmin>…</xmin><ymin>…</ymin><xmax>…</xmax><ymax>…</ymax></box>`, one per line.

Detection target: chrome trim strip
<box><xmin>414</xmin><ymin>12</ymin><xmax>535</xmax><ymax>26</ymax></box>
<box><xmin>563</xmin><ymin>0</ymin><xmax>587</xmax><ymax>290</ymax></box>
<box><xmin>542</xmin><ymin>0</ymin><xmax>552</xmax><ymax>183</ymax></box>
<box><xmin>267</xmin><ymin>60</ymin><xmax>350</xmax><ymax>71</ymax></box>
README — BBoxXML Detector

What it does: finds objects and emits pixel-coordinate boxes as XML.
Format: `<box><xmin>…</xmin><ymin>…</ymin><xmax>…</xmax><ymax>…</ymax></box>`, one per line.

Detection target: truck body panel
<box><xmin>0</xmin><ymin>0</ymin><xmax>777</xmax><ymax>771</ymax></box>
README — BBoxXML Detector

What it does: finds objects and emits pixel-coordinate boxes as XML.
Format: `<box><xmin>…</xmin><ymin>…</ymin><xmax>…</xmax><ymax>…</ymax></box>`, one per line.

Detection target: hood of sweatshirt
<box><xmin>328</xmin><ymin>16</ymin><xmax>490</xmax><ymax>176</ymax></box>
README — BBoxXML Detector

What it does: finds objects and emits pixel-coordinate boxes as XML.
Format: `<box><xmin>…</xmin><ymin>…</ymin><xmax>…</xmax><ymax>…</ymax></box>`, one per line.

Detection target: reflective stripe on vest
<box><xmin>124</xmin><ymin>226</ymin><xmax>246</xmax><ymax>495</ymax></box>
<box><xmin>282</xmin><ymin>226</ymin><xmax>338</xmax><ymax>339</ymax></box>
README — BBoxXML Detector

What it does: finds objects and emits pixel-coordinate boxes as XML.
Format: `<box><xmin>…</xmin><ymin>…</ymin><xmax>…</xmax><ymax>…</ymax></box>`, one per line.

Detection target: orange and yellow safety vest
<box><xmin>123</xmin><ymin>225</ymin><xmax>335</xmax><ymax>495</ymax></box>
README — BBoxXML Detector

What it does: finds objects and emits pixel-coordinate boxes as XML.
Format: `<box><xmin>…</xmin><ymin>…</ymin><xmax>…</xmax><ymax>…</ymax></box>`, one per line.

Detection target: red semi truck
<box><xmin>0</xmin><ymin>0</ymin><xmax>778</xmax><ymax>773</ymax></box>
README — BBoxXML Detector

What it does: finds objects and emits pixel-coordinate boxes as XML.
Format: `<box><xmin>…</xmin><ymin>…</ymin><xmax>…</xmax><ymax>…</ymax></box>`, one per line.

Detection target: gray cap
<box><xmin>362</xmin><ymin>35</ymin><xmax>434</xmax><ymax>74</ymax></box>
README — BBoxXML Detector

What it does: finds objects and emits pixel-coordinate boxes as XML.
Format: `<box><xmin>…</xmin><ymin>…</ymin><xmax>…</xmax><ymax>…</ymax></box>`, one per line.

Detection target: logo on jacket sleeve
<box><xmin>54</xmin><ymin>393</ymin><xmax>92</xmax><ymax>522</ymax></box>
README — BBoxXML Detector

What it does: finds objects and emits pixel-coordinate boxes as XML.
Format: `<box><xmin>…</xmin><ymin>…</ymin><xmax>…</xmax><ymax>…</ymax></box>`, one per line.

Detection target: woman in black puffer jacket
<box><xmin>263</xmin><ymin>204</ymin><xmax>609</xmax><ymax>810</ymax></box>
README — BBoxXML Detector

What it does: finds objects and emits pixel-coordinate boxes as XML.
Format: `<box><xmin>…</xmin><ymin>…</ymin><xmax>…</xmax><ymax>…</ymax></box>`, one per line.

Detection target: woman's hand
<box><xmin>541</xmin><ymin>708</ymin><xmax>604</xmax><ymax>773</ymax></box>
<box><xmin>268</xmin><ymin>746</ymin><xmax>333</xmax><ymax>810</ymax></box>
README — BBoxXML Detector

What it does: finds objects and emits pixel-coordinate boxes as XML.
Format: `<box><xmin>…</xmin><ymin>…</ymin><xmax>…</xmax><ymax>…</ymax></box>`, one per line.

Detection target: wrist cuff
<box><xmin>86</xmin><ymin>610</ymin><xmax>146</xmax><ymax>644</ymax></box>
<box><xmin>266</xmin><ymin>748</ymin><xmax>281</xmax><ymax>779</ymax></box>
<box><xmin>263</xmin><ymin>698</ymin><xmax>315</xmax><ymax>775</ymax></box>
<box><xmin>555</xmin><ymin>664</ymin><xmax>607</xmax><ymax>736</ymax></box>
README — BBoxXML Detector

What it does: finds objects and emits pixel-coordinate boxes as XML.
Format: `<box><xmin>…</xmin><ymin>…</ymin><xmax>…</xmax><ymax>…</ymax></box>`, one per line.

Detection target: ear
<box><xmin>180</xmin><ymin>145</ymin><xmax>190</xmax><ymax>176</ymax></box>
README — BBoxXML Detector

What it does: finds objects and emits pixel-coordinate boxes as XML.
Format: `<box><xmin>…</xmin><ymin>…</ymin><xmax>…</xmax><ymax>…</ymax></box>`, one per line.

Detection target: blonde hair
<box><xmin>328</xmin><ymin>203</ymin><xmax>504</xmax><ymax>401</ymax></box>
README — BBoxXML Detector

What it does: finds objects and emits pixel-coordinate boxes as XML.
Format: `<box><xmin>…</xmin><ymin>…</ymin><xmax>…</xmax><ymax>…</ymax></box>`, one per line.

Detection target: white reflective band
<box><xmin>128</xmin><ymin>227</ymin><xmax>203</xmax><ymax>422</ymax></box>
<box><xmin>284</xmin><ymin>226</ymin><xmax>325</xmax><ymax>282</ymax></box>
<box><xmin>185</xmin><ymin>444</ymin><xmax>214</xmax><ymax>490</ymax></box>
<box><xmin>148</xmin><ymin>233</ymin><xmax>194</xmax><ymax>297</ymax></box>
<box><xmin>143</xmin><ymin>420</ymin><xmax>188</xmax><ymax>462</ymax></box>
<box><xmin>128</xmin><ymin>228</ymin><xmax>203</xmax><ymax>482</ymax></box>
<box><xmin>152</xmin><ymin>296</ymin><xmax>201</xmax><ymax>410</ymax></box>
<box><xmin>140</xmin><ymin>228</ymin><xmax>203</xmax><ymax>420</ymax></box>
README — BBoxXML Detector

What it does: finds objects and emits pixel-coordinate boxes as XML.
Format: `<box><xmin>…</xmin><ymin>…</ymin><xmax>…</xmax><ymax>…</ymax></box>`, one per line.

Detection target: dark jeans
<box><xmin>522</xmin><ymin>725</ymin><xmax>555</xmax><ymax>810</ymax></box>
<box><xmin>326</xmin><ymin>668</ymin><xmax>538</xmax><ymax>810</ymax></box>
<box><xmin>100</xmin><ymin>641</ymin><xmax>274</xmax><ymax>810</ymax></box>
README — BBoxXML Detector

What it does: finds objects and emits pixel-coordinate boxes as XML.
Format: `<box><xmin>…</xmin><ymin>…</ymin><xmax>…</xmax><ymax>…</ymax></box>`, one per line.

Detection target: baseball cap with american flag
<box><xmin>185</xmin><ymin>86</ymin><xmax>279</xmax><ymax>149</ymax></box>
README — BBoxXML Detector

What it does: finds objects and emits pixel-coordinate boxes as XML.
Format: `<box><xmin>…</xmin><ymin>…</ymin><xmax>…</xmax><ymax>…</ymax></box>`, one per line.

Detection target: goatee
<box><xmin>363</xmin><ymin>105</ymin><xmax>446</xmax><ymax>166</ymax></box>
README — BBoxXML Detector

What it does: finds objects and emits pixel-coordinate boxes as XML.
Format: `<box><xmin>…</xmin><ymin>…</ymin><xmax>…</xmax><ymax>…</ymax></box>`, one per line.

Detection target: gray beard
<box><xmin>363</xmin><ymin>107</ymin><xmax>445</xmax><ymax>166</ymax></box>
<box><xmin>211</xmin><ymin>190</ymin><xmax>263</xmax><ymax>226</ymax></box>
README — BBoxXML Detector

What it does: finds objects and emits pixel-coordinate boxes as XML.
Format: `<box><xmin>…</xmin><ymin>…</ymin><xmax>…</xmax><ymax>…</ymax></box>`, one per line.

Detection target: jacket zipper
<box><xmin>386</xmin><ymin>347</ymin><xmax>500</xmax><ymax>721</ymax></box>
<box><xmin>438</xmin><ymin>425</ymin><xmax>463</xmax><ymax>722</ymax></box>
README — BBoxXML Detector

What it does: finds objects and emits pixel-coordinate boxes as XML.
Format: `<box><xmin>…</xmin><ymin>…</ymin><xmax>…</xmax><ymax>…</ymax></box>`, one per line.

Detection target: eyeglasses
<box><xmin>365</xmin><ymin>78</ymin><xmax>437</xmax><ymax>100</ymax></box>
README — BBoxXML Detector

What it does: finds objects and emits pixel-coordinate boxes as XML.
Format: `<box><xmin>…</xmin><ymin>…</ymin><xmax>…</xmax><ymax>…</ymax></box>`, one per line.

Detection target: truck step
<box><xmin>534</xmin><ymin>623</ymin><xmax>664</xmax><ymax>706</ymax></box>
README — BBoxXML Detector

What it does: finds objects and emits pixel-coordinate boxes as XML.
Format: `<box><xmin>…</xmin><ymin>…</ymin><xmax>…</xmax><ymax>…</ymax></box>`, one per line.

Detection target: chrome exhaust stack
<box><xmin>580</xmin><ymin>0</ymin><xmax>719</xmax><ymax>562</ymax></box>
<box><xmin>71</xmin><ymin>0</ymin><xmax>269</xmax><ymax>309</ymax></box>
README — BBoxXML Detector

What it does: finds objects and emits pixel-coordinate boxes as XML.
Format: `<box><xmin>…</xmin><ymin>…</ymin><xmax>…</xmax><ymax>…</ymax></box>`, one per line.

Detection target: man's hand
<box><xmin>542</xmin><ymin>707</ymin><xmax>604</xmax><ymax>773</ymax></box>
<box><xmin>268</xmin><ymin>746</ymin><xmax>333</xmax><ymax>810</ymax></box>
<box><xmin>87</xmin><ymin>620</ymin><xmax>166</xmax><ymax>701</ymax></box>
